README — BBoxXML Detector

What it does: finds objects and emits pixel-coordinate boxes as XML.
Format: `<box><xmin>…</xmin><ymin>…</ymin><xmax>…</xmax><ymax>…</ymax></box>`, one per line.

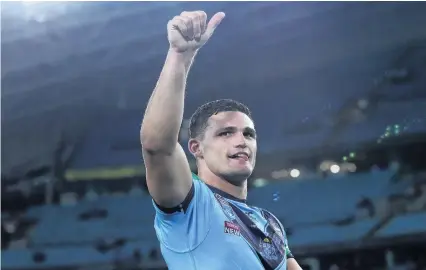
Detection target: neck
<box><xmin>198</xmin><ymin>169</ymin><xmax>247</xmax><ymax>201</ymax></box>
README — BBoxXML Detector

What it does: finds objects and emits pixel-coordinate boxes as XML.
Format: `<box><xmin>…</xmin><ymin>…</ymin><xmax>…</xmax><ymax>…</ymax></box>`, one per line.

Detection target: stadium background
<box><xmin>1</xmin><ymin>1</ymin><xmax>426</xmax><ymax>270</ymax></box>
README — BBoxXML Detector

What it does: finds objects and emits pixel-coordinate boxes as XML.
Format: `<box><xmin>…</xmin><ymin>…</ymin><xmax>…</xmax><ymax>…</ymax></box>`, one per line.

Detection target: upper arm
<box><xmin>143</xmin><ymin>143</ymin><xmax>193</xmax><ymax>208</ymax></box>
<box><xmin>152</xmin><ymin>177</ymin><xmax>214</xmax><ymax>252</ymax></box>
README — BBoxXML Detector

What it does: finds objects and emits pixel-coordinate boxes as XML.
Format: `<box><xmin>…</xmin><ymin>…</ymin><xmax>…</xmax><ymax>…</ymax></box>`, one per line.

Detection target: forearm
<box><xmin>141</xmin><ymin>50</ymin><xmax>196</xmax><ymax>153</ymax></box>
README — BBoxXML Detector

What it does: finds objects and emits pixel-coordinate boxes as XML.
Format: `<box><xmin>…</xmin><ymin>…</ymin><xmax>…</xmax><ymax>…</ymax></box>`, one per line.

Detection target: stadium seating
<box><xmin>4</xmin><ymin>169</ymin><xmax>423</xmax><ymax>270</ymax></box>
<box><xmin>2</xmin><ymin>240</ymin><xmax>155</xmax><ymax>269</ymax></box>
<box><xmin>26</xmin><ymin>194</ymin><xmax>157</xmax><ymax>246</ymax></box>
<box><xmin>248</xmin><ymin>170</ymin><xmax>396</xmax><ymax>227</ymax></box>
<box><xmin>375</xmin><ymin>211</ymin><xmax>426</xmax><ymax>238</ymax></box>
<box><xmin>24</xmin><ymin>170</ymin><xmax>400</xmax><ymax>247</ymax></box>
<box><xmin>289</xmin><ymin>218</ymin><xmax>379</xmax><ymax>246</ymax></box>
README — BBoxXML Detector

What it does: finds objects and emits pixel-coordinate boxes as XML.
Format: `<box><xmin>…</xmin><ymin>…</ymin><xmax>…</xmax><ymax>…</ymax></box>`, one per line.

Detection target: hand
<box><xmin>167</xmin><ymin>11</ymin><xmax>225</xmax><ymax>53</ymax></box>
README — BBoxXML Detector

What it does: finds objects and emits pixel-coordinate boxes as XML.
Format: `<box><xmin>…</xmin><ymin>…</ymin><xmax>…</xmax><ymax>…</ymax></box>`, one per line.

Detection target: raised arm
<box><xmin>140</xmin><ymin>11</ymin><xmax>225</xmax><ymax>208</ymax></box>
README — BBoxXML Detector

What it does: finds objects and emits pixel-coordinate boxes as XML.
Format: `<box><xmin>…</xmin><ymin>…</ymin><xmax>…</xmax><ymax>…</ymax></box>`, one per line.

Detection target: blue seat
<box><xmin>248</xmin><ymin>170</ymin><xmax>394</xmax><ymax>226</ymax></box>
<box><xmin>376</xmin><ymin>211</ymin><xmax>426</xmax><ymax>238</ymax></box>
<box><xmin>28</xmin><ymin>195</ymin><xmax>157</xmax><ymax>246</ymax></box>
<box><xmin>289</xmin><ymin>218</ymin><xmax>378</xmax><ymax>247</ymax></box>
<box><xmin>2</xmin><ymin>240</ymin><xmax>157</xmax><ymax>269</ymax></box>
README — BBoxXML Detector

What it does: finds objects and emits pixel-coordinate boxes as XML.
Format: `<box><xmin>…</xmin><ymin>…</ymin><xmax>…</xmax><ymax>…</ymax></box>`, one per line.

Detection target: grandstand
<box><xmin>2</xmin><ymin>168</ymin><xmax>426</xmax><ymax>269</ymax></box>
<box><xmin>2</xmin><ymin>2</ymin><xmax>426</xmax><ymax>270</ymax></box>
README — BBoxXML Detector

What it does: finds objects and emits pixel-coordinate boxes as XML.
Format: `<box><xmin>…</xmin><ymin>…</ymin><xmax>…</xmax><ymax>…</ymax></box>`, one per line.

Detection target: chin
<box><xmin>224</xmin><ymin>169</ymin><xmax>252</xmax><ymax>183</ymax></box>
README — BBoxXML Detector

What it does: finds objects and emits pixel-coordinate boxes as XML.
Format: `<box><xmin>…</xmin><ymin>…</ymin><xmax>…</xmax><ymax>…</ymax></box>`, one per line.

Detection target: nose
<box><xmin>233</xmin><ymin>132</ymin><xmax>247</xmax><ymax>149</ymax></box>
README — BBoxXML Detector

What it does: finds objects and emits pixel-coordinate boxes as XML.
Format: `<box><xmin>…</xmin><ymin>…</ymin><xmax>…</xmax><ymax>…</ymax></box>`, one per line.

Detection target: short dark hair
<box><xmin>189</xmin><ymin>99</ymin><xmax>252</xmax><ymax>139</ymax></box>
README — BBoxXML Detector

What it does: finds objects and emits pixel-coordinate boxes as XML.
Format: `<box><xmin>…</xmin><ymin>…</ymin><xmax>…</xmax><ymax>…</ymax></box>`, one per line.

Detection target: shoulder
<box><xmin>153</xmin><ymin>174</ymin><xmax>212</xmax><ymax>215</ymax></box>
<box><xmin>152</xmin><ymin>175</ymin><xmax>216</xmax><ymax>252</ymax></box>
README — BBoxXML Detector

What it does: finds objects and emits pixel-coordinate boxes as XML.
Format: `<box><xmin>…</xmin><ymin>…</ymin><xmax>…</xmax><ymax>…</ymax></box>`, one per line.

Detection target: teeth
<box><xmin>230</xmin><ymin>153</ymin><xmax>248</xmax><ymax>158</ymax></box>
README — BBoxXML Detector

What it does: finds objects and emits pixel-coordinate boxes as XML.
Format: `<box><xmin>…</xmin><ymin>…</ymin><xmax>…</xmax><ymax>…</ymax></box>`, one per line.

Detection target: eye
<box><xmin>244</xmin><ymin>132</ymin><xmax>256</xmax><ymax>139</ymax></box>
<box><xmin>219</xmin><ymin>131</ymin><xmax>233</xmax><ymax>137</ymax></box>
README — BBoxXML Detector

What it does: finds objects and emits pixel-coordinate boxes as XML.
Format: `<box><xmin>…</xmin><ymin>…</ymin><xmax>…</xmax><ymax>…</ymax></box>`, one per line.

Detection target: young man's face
<box><xmin>195</xmin><ymin>111</ymin><xmax>257</xmax><ymax>185</ymax></box>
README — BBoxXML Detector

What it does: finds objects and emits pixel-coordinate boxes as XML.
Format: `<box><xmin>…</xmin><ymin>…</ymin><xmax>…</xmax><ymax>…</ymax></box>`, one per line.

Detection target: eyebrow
<box><xmin>219</xmin><ymin>126</ymin><xmax>257</xmax><ymax>136</ymax></box>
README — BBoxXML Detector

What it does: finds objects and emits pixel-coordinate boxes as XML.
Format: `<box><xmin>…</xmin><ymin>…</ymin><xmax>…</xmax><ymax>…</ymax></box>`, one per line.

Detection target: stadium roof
<box><xmin>2</xmin><ymin>1</ymin><xmax>426</xmax><ymax>176</ymax></box>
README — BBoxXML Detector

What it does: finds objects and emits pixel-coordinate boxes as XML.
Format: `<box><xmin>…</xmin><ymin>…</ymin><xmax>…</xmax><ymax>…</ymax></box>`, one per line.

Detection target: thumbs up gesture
<box><xmin>167</xmin><ymin>11</ymin><xmax>225</xmax><ymax>53</ymax></box>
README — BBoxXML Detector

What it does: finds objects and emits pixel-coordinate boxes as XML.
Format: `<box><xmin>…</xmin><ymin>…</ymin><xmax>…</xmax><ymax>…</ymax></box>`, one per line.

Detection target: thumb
<box><xmin>204</xmin><ymin>12</ymin><xmax>225</xmax><ymax>38</ymax></box>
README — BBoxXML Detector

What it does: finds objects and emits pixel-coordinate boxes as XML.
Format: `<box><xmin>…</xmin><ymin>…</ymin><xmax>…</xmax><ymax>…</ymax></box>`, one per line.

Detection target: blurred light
<box><xmin>349</xmin><ymin>152</ymin><xmax>356</xmax><ymax>158</ymax></box>
<box><xmin>341</xmin><ymin>162</ymin><xmax>357</xmax><ymax>172</ymax></box>
<box><xmin>253</xmin><ymin>178</ymin><xmax>268</xmax><ymax>187</ymax></box>
<box><xmin>319</xmin><ymin>160</ymin><xmax>335</xmax><ymax>171</ymax></box>
<box><xmin>347</xmin><ymin>163</ymin><xmax>357</xmax><ymax>172</ymax></box>
<box><xmin>330</xmin><ymin>164</ymin><xmax>340</xmax><ymax>174</ymax></box>
<box><xmin>271</xmin><ymin>169</ymin><xmax>289</xmax><ymax>179</ymax></box>
<box><xmin>290</xmin><ymin>169</ymin><xmax>300</xmax><ymax>178</ymax></box>
<box><xmin>319</xmin><ymin>162</ymin><xmax>329</xmax><ymax>171</ymax></box>
<box><xmin>342</xmin><ymin>156</ymin><xmax>348</xmax><ymax>161</ymax></box>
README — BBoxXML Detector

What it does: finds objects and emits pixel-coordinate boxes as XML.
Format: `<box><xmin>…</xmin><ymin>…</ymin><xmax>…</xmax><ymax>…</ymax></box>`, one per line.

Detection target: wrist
<box><xmin>167</xmin><ymin>48</ymin><xmax>197</xmax><ymax>63</ymax></box>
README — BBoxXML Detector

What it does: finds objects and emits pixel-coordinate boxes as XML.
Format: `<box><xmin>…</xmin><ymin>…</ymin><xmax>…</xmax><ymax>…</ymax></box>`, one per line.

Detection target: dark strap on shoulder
<box><xmin>154</xmin><ymin>182</ymin><xmax>195</xmax><ymax>214</ymax></box>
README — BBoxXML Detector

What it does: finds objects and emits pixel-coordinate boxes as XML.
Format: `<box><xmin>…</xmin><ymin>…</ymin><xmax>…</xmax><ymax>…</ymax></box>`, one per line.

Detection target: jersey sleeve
<box><xmin>152</xmin><ymin>175</ymin><xmax>214</xmax><ymax>252</ymax></box>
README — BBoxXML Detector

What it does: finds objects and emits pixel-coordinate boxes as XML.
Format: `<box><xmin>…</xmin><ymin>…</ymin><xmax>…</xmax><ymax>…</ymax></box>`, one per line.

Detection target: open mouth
<box><xmin>228</xmin><ymin>152</ymin><xmax>249</xmax><ymax>161</ymax></box>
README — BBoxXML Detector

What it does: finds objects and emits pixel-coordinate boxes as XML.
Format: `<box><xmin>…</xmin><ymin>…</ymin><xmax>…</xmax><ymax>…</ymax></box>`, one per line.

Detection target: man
<box><xmin>141</xmin><ymin>10</ymin><xmax>302</xmax><ymax>270</ymax></box>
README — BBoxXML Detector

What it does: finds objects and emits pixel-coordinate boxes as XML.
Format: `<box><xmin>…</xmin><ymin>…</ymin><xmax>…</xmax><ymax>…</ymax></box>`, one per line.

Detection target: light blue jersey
<box><xmin>153</xmin><ymin>176</ymin><xmax>293</xmax><ymax>270</ymax></box>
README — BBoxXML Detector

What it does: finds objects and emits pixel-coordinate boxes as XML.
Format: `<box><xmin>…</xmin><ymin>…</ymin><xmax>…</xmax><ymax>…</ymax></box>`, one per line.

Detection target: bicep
<box><xmin>287</xmin><ymin>258</ymin><xmax>302</xmax><ymax>270</ymax></box>
<box><xmin>143</xmin><ymin>143</ymin><xmax>193</xmax><ymax>208</ymax></box>
<box><xmin>152</xmin><ymin>175</ymin><xmax>213</xmax><ymax>252</ymax></box>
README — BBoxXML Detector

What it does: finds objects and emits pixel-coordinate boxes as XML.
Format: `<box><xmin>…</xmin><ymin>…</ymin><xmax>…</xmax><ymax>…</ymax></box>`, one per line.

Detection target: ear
<box><xmin>188</xmin><ymin>138</ymin><xmax>203</xmax><ymax>159</ymax></box>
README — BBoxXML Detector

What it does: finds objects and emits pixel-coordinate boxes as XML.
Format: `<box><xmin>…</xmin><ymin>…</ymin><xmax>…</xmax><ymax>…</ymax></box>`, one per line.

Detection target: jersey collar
<box><xmin>192</xmin><ymin>173</ymin><xmax>247</xmax><ymax>204</ymax></box>
<box><xmin>206</xmin><ymin>184</ymin><xmax>247</xmax><ymax>204</ymax></box>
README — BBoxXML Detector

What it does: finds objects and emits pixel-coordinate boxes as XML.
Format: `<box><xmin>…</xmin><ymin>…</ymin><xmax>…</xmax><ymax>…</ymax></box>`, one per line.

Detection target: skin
<box><xmin>140</xmin><ymin>10</ymin><xmax>301</xmax><ymax>270</ymax></box>
<box><xmin>189</xmin><ymin>111</ymin><xmax>257</xmax><ymax>200</ymax></box>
